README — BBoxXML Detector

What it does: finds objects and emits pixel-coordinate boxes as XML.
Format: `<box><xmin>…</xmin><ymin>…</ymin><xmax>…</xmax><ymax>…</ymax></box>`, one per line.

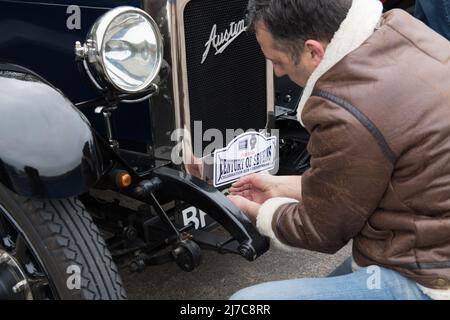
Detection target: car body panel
<box><xmin>0</xmin><ymin>0</ymin><xmax>152</xmax><ymax>152</ymax></box>
<box><xmin>0</xmin><ymin>62</ymin><xmax>103</xmax><ymax>198</ymax></box>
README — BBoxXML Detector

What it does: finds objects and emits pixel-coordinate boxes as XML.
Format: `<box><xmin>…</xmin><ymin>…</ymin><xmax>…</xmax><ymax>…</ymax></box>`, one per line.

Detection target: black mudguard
<box><xmin>151</xmin><ymin>166</ymin><xmax>270</xmax><ymax>260</ymax></box>
<box><xmin>0</xmin><ymin>62</ymin><xmax>103</xmax><ymax>198</ymax></box>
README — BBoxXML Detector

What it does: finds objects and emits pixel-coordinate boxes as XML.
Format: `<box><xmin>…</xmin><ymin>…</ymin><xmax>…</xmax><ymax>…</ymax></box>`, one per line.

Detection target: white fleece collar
<box><xmin>296</xmin><ymin>0</ymin><xmax>383</xmax><ymax>126</ymax></box>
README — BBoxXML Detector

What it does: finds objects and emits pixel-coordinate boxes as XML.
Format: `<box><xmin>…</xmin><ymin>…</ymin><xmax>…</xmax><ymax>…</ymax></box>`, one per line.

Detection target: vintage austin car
<box><xmin>0</xmin><ymin>0</ymin><xmax>414</xmax><ymax>300</ymax></box>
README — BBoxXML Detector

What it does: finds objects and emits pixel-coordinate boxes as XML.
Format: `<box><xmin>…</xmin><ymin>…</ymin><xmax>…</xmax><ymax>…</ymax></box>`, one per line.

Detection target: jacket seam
<box><xmin>385</xmin><ymin>22</ymin><xmax>446</xmax><ymax>63</ymax></box>
<box><xmin>388</xmin><ymin>181</ymin><xmax>417</xmax><ymax>212</ymax></box>
<box><xmin>312</xmin><ymin>90</ymin><xmax>397</xmax><ymax>165</ymax></box>
<box><xmin>388</xmin><ymin>182</ymin><xmax>420</xmax><ymax>270</ymax></box>
<box><xmin>397</xmin><ymin>259</ymin><xmax>450</xmax><ymax>270</ymax></box>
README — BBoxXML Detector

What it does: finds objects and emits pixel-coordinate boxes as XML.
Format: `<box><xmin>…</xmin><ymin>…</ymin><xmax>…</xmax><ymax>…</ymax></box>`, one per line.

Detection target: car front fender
<box><xmin>0</xmin><ymin>62</ymin><xmax>103</xmax><ymax>198</ymax></box>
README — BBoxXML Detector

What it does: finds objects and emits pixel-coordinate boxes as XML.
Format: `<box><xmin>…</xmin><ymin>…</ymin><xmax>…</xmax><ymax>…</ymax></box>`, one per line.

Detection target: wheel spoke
<box><xmin>0</xmin><ymin>214</ymin><xmax>16</xmax><ymax>251</ymax></box>
<box><xmin>27</xmin><ymin>276</ymin><xmax>50</xmax><ymax>300</ymax></box>
<box><xmin>28</xmin><ymin>275</ymin><xmax>50</xmax><ymax>288</ymax></box>
<box><xmin>0</xmin><ymin>215</ymin><xmax>9</xmax><ymax>239</ymax></box>
<box><xmin>26</xmin><ymin>263</ymin><xmax>50</xmax><ymax>299</ymax></box>
<box><xmin>13</xmin><ymin>234</ymin><xmax>28</xmax><ymax>261</ymax></box>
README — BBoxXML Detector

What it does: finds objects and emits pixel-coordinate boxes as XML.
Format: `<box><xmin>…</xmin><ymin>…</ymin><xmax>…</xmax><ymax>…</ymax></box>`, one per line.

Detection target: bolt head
<box><xmin>283</xmin><ymin>94</ymin><xmax>293</xmax><ymax>103</ymax></box>
<box><xmin>12</xmin><ymin>280</ymin><xmax>27</xmax><ymax>294</ymax></box>
<box><xmin>0</xmin><ymin>253</ymin><xmax>10</xmax><ymax>264</ymax></box>
<box><xmin>75</xmin><ymin>41</ymin><xmax>87</xmax><ymax>59</ymax></box>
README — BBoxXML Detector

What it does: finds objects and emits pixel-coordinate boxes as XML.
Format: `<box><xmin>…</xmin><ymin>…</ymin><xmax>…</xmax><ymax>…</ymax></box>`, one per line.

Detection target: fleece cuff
<box><xmin>256</xmin><ymin>197</ymin><xmax>299</xmax><ymax>252</ymax></box>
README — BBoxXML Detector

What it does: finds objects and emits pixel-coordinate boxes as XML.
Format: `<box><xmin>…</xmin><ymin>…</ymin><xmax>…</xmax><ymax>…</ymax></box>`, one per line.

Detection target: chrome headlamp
<box><xmin>75</xmin><ymin>6</ymin><xmax>163</xmax><ymax>93</ymax></box>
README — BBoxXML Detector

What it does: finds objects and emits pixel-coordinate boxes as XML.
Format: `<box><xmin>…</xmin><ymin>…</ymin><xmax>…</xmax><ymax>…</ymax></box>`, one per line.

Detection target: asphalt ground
<box><xmin>120</xmin><ymin>236</ymin><xmax>351</xmax><ymax>300</ymax></box>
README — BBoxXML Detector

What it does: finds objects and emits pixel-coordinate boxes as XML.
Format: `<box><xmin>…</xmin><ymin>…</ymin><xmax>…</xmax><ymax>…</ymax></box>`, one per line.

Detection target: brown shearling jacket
<box><xmin>258</xmin><ymin>9</ymin><xmax>450</xmax><ymax>290</ymax></box>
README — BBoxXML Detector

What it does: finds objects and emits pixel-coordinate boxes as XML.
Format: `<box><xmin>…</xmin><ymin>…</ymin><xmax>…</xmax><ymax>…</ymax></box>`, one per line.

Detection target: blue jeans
<box><xmin>415</xmin><ymin>0</ymin><xmax>450</xmax><ymax>41</ymax></box>
<box><xmin>229</xmin><ymin>258</ymin><xmax>431</xmax><ymax>300</ymax></box>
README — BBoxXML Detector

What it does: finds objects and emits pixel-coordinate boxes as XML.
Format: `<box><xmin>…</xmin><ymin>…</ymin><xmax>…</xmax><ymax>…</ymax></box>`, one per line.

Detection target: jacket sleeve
<box><xmin>256</xmin><ymin>97</ymin><xmax>394</xmax><ymax>254</ymax></box>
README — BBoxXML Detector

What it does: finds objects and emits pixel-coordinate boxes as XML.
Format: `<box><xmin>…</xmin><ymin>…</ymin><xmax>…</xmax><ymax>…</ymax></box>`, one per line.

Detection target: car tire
<box><xmin>0</xmin><ymin>184</ymin><xmax>126</xmax><ymax>300</ymax></box>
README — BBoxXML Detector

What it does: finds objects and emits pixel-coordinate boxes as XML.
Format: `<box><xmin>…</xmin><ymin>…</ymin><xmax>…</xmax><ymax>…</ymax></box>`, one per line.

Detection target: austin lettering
<box><xmin>201</xmin><ymin>19</ymin><xmax>247</xmax><ymax>64</ymax></box>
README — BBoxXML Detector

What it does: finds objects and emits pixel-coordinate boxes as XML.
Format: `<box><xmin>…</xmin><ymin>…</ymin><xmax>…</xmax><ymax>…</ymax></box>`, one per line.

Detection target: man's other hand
<box><xmin>227</xmin><ymin>195</ymin><xmax>260</xmax><ymax>224</ymax></box>
<box><xmin>229</xmin><ymin>174</ymin><xmax>302</xmax><ymax>204</ymax></box>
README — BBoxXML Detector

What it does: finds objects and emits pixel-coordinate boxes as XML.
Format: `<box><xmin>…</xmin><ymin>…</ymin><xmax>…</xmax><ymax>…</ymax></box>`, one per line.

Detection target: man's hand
<box><xmin>229</xmin><ymin>174</ymin><xmax>275</xmax><ymax>204</ymax></box>
<box><xmin>229</xmin><ymin>174</ymin><xmax>302</xmax><ymax>204</ymax></box>
<box><xmin>185</xmin><ymin>157</ymin><xmax>204</xmax><ymax>179</ymax></box>
<box><xmin>228</xmin><ymin>195</ymin><xmax>260</xmax><ymax>224</ymax></box>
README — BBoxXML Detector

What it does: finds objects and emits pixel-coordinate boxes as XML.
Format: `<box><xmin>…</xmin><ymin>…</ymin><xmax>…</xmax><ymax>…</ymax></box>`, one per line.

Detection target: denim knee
<box><xmin>415</xmin><ymin>0</ymin><xmax>450</xmax><ymax>40</ymax></box>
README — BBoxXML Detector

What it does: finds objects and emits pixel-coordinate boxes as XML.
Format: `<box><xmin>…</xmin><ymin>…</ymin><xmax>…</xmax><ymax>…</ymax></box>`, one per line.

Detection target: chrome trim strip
<box><xmin>176</xmin><ymin>0</ymin><xmax>192</xmax><ymax>136</ymax></box>
<box><xmin>143</xmin><ymin>0</ymin><xmax>180</xmax><ymax>160</ymax></box>
<box><xmin>266</xmin><ymin>60</ymin><xmax>274</xmax><ymax>114</ymax></box>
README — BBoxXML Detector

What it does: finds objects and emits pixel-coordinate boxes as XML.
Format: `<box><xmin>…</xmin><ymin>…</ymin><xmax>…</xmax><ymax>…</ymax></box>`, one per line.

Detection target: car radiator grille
<box><xmin>183</xmin><ymin>0</ymin><xmax>268</xmax><ymax>156</ymax></box>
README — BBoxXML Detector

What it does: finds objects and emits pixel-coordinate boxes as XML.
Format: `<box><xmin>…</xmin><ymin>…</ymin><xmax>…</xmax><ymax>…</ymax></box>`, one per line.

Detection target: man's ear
<box><xmin>304</xmin><ymin>40</ymin><xmax>326</xmax><ymax>68</ymax></box>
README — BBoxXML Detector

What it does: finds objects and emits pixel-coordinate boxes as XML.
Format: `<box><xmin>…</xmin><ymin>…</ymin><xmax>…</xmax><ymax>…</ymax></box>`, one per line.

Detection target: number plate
<box><xmin>213</xmin><ymin>132</ymin><xmax>277</xmax><ymax>187</ymax></box>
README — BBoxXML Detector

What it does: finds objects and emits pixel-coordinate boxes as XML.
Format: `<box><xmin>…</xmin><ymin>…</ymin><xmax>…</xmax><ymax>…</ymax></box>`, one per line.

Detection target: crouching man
<box><xmin>229</xmin><ymin>0</ymin><xmax>450</xmax><ymax>300</ymax></box>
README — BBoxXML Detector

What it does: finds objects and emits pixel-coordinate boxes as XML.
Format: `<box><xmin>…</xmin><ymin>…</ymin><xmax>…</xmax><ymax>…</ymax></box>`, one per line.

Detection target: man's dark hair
<box><xmin>247</xmin><ymin>0</ymin><xmax>352</xmax><ymax>64</ymax></box>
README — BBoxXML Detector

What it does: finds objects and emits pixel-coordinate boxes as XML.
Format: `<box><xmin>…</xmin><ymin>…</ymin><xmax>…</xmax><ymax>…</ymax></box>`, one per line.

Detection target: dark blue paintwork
<box><xmin>0</xmin><ymin>63</ymin><xmax>103</xmax><ymax>198</ymax></box>
<box><xmin>0</xmin><ymin>0</ymin><xmax>152</xmax><ymax>152</ymax></box>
